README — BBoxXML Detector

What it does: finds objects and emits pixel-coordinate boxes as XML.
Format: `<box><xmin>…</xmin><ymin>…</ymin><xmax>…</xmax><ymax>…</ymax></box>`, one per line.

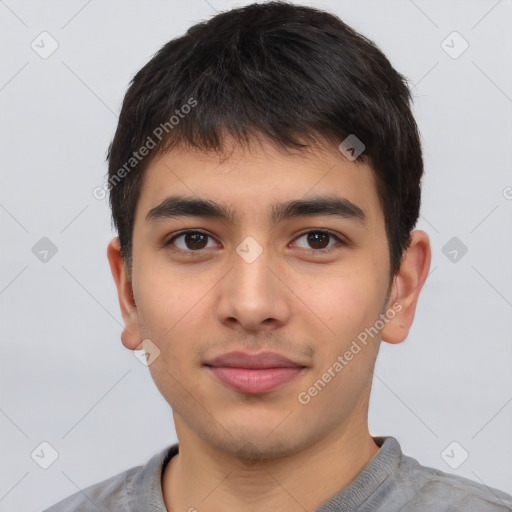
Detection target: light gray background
<box><xmin>1</xmin><ymin>1</ymin><xmax>511</xmax><ymax>511</ymax></box>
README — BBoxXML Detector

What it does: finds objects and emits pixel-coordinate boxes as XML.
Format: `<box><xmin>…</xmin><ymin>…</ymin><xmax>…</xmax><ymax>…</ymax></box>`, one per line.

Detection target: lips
<box><xmin>205</xmin><ymin>351</ymin><xmax>306</xmax><ymax>369</ymax></box>
<box><xmin>204</xmin><ymin>351</ymin><xmax>307</xmax><ymax>394</ymax></box>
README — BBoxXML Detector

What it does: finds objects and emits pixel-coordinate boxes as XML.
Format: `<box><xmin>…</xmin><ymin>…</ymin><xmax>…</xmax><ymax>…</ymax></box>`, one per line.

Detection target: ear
<box><xmin>107</xmin><ymin>237</ymin><xmax>142</xmax><ymax>350</ymax></box>
<box><xmin>381</xmin><ymin>230</ymin><xmax>431</xmax><ymax>344</ymax></box>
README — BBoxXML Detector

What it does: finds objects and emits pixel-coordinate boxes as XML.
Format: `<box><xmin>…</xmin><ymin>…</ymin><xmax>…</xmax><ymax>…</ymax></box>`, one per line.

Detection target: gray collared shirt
<box><xmin>42</xmin><ymin>436</ymin><xmax>512</xmax><ymax>511</ymax></box>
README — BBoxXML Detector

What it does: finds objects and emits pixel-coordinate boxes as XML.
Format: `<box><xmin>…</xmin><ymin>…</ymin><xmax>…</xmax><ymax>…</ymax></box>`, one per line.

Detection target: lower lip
<box><xmin>207</xmin><ymin>366</ymin><xmax>305</xmax><ymax>394</ymax></box>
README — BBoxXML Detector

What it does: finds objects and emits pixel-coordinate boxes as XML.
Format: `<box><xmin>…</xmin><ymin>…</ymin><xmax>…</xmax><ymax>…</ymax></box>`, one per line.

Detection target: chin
<box><xmin>203</xmin><ymin>422</ymin><xmax>312</xmax><ymax>462</ymax></box>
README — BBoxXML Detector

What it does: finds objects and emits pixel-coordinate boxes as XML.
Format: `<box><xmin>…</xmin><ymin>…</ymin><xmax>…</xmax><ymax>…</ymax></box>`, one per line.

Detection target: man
<box><xmin>44</xmin><ymin>2</ymin><xmax>512</xmax><ymax>511</ymax></box>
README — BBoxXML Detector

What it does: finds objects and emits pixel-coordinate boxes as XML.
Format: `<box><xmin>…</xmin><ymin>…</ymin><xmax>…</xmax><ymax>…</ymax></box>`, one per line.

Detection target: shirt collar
<box><xmin>130</xmin><ymin>436</ymin><xmax>401</xmax><ymax>511</ymax></box>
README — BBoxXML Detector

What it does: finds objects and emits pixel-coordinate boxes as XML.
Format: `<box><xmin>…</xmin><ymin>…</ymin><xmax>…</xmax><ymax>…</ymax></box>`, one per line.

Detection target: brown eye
<box><xmin>306</xmin><ymin>232</ymin><xmax>330</xmax><ymax>249</ymax></box>
<box><xmin>167</xmin><ymin>231</ymin><xmax>216</xmax><ymax>251</ymax></box>
<box><xmin>294</xmin><ymin>230</ymin><xmax>344</xmax><ymax>252</ymax></box>
<box><xmin>184</xmin><ymin>232</ymin><xmax>208</xmax><ymax>250</ymax></box>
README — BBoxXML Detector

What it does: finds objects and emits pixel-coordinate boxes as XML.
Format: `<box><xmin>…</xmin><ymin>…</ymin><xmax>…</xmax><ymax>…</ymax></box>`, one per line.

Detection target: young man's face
<box><xmin>109</xmin><ymin>136</ymin><xmax>427</xmax><ymax>461</ymax></box>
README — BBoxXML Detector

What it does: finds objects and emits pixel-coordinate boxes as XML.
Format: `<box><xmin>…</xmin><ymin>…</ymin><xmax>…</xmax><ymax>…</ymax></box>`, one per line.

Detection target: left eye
<box><xmin>165</xmin><ymin>230</ymin><xmax>344</xmax><ymax>252</ymax></box>
<box><xmin>293</xmin><ymin>230</ymin><xmax>343</xmax><ymax>252</ymax></box>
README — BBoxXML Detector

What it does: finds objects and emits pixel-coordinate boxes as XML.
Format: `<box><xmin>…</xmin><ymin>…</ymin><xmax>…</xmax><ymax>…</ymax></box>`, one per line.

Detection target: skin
<box><xmin>108</xmin><ymin>135</ymin><xmax>431</xmax><ymax>512</ymax></box>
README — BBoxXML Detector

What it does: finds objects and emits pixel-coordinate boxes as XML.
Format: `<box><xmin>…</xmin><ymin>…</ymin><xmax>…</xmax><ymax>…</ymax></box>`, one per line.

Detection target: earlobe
<box><xmin>106</xmin><ymin>237</ymin><xmax>143</xmax><ymax>350</ymax></box>
<box><xmin>381</xmin><ymin>230</ymin><xmax>431</xmax><ymax>344</ymax></box>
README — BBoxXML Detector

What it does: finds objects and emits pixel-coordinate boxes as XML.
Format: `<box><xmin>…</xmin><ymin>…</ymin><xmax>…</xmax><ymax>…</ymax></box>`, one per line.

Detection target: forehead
<box><xmin>135</xmin><ymin>138</ymin><xmax>383</xmax><ymax>231</ymax></box>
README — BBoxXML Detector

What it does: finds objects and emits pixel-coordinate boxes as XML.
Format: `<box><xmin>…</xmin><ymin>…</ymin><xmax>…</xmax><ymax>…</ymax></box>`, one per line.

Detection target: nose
<box><xmin>216</xmin><ymin>241</ymin><xmax>292</xmax><ymax>333</ymax></box>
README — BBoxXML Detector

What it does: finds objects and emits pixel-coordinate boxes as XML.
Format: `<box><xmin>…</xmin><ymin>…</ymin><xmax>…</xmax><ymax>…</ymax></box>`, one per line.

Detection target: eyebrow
<box><xmin>146</xmin><ymin>194</ymin><xmax>367</xmax><ymax>226</ymax></box>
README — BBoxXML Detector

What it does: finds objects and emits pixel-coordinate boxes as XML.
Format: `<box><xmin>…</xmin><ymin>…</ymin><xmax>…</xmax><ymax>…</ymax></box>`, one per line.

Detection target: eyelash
<box><xmin>164</xmin><ymin>229</ymin><xmax>346</xmax><ymax>255</ymax></box>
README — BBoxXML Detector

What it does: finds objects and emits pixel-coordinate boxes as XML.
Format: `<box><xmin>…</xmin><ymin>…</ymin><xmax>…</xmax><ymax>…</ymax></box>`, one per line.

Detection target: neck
<box><xmin>162</xmin><ymin>417</ymin><xmax>380</xmax><ymax>512</ymax></box>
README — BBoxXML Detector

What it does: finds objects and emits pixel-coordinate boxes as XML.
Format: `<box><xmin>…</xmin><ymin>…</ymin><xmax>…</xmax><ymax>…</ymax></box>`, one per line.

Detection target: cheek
<box><xmin>138</xmin><ymin>273</ymin><xmax>206</xmax><ymax>401</ymax></box>
<box><xmin>134</xmin><ymin>264</ymin><xmax>208</xmax><ymax>350</ymax></box>
<box><xmin>302</xmin><ymin>274</ymin><xmax>383</xmax><ymax>405</ymax></box>
<box><xmin>137</xmin><ymin>255</ymin><xmax>211</xmax><ymax>316</ymax></box>
<box><xmin>310</xmin><ymin>271</ymin><xmax>383</xmax><ymax>345</ymax></box>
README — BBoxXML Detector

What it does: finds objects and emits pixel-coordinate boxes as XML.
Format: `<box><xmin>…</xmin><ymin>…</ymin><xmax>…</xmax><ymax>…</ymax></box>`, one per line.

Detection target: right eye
<box><xmin>165</xmin><ymin>230</ymin><xmax>219</xmax><ymax>252</ymax></box>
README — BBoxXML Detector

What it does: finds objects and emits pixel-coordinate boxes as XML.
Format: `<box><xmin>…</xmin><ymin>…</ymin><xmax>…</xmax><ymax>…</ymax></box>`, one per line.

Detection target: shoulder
<box><xmin>396</xmin><ymin>450</ymin><xmax>512</xmax><ymax>511</ymax></box>
<box><xmin>41</xmin><ymin>443</ymin><xmax>178</xmax><ymax>512</ymax></box>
